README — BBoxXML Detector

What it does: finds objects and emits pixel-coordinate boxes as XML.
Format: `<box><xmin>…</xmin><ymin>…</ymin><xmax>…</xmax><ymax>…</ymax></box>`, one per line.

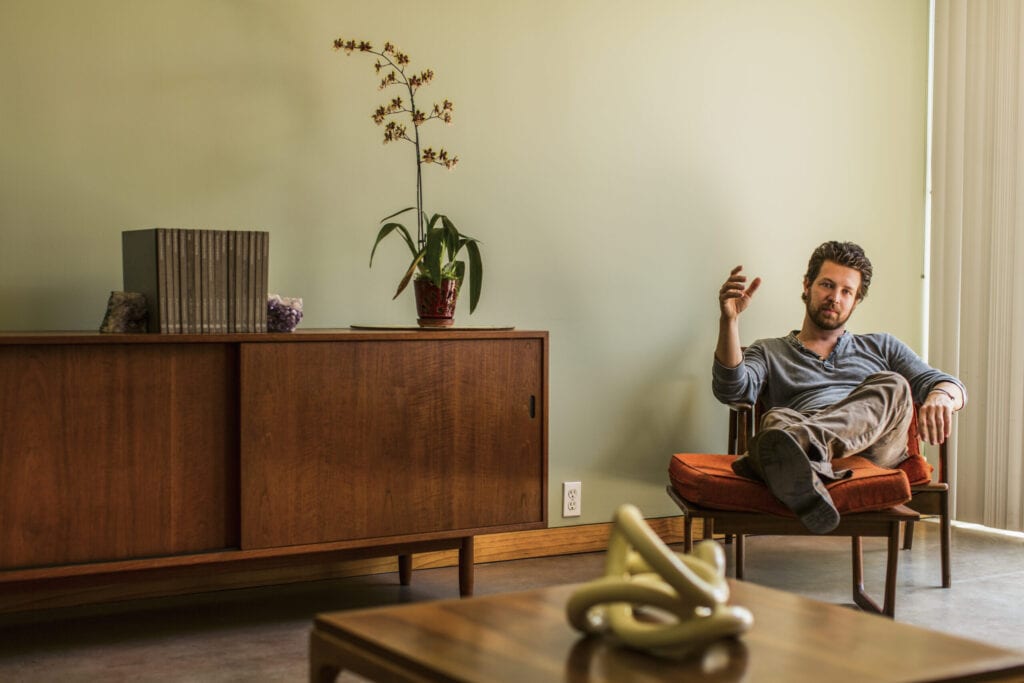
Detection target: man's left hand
<box><xmin>918</xmin><ymin>390</ymin><xmax>957</xmax><ymax>445</ymax></box>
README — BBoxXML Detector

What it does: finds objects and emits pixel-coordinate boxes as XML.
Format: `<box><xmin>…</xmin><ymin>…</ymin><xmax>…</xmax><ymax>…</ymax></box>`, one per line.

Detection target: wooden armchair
<box><xmin>667</xmin><ymin>401</ymin><xmax>949</xmax><ymax>618</ymax></box>
<box><xmin>727</xmin><ymin>401</ymin><xmax>951</xmax><ymax>588</ymax></box>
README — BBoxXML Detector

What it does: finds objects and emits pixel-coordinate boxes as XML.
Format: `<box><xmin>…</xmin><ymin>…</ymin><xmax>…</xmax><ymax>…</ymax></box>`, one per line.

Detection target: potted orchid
<box><xmin>333</xmin><ymin>38</ymin><xmax>482</xmax><ymax>326</ymax></box>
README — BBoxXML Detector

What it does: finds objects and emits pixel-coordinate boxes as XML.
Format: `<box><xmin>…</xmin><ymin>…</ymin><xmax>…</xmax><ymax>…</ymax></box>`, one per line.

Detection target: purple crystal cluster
<box><xmin>267</xmin><ymin>294</ymin><xmax>303</xmax><ymax>333</ymax></box>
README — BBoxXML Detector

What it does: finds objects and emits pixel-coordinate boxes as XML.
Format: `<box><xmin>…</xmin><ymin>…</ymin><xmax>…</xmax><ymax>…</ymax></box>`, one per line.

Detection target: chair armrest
<box><xmin>728</xmin><ymin>403</ymin><xmax>755</xmax><ymax>455</ymax></box>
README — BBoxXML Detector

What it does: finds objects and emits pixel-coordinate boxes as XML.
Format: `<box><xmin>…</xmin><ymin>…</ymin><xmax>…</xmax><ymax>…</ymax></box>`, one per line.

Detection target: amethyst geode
<box><xmin>267</xmin><ymin>294</ymin><xmax>303</xmax><ymax>332</ymax></box>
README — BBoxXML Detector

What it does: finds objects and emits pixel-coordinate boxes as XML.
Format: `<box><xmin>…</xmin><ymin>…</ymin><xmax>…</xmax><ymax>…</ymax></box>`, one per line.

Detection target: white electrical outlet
<box><xmin>563</xmin><ymin>481</ymin><xmax>581</xmax><ymax>517</ymax></box>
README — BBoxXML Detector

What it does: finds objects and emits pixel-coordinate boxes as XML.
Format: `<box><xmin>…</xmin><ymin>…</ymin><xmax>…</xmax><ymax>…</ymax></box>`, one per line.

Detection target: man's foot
<box><xmin>731</xmin><ymin>454</ymin><xmax>763</xmax><ymax>481</ymax></box>
<box><xmin>756</xmin><ymin>429</ymin><xmax>840</xmax><ymax>534</ymax></box>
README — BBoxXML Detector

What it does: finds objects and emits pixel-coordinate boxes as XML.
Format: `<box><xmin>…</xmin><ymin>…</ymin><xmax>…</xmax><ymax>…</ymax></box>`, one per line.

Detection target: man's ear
<box><xmin>801</xmin><ymin>277</ymin><xmax>810</xmax><ymax>302</ymax></box>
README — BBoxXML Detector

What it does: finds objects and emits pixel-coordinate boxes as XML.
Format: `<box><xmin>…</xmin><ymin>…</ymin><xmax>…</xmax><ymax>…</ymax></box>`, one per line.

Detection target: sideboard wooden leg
<box><xmin>459</xmin><ymin>537</ymin><xmax>475</xmax><ymax>597</ymax></box>
<box><xmin>398</xmin><ymin>554</ymin><xmax>412</xmax><ymax>586</ymax></box>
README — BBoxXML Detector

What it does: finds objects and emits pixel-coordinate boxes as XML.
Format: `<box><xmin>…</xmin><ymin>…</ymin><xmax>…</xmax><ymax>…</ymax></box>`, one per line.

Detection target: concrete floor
<box><xmin>1</xmin><ymin>520</ymin><xmax>1022</xmax><ymax>682</ymax></box>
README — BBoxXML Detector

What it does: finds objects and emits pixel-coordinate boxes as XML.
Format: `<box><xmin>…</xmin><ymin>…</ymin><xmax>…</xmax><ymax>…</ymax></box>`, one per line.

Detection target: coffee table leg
<box><xmin>459</xmin><ymin>536</ymin><xmax>475</xmax><ymax>597</ymax></box>
<box><xmin>311</xmin><ymin>627</ymin><xmax>427</xmax><ymax>683</ymax></box>
<box><xmin>309</xmin><ymin>629</ymin><xmax>342</xmax><ymax>683</ymax></box>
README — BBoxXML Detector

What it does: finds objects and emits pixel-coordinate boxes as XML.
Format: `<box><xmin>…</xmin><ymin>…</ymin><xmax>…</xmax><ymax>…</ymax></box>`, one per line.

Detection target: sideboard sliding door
<box><xmin>0</xmin><ymin>342</ymin><xmax>238</xmax><ymax>570</ymax></box>
<box><xmin>239</xmin><ymin>337</ymin><xmax>546</xmax><ymax>550</ymax></box>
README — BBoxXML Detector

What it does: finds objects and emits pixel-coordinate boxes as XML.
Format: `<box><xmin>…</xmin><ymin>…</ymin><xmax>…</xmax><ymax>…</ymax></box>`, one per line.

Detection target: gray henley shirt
<box><xmin>712</xmin><ymin>331</ymin><xmax>966</xmax><ymax>413</ymax></box>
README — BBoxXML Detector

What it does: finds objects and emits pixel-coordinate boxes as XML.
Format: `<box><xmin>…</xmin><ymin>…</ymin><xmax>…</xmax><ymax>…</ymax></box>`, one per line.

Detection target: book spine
<box><xmin>214</xmin><ymin>230</ymin><xmax>224</xmax><ymax>334</ymax></box>
<box><xmin>182</xmin><ymin>230</ymin><xmax>194</xmax><ymax>334</ymax></box>
<box><xmin>192</xmin><ymin>229</ymin><xmax>201</xmax><ymax>334</ymax></box>
<box><xmin>157</xmin><ymin>229</ymin><xmax>170</xmax><ymax>333</ymax></box>
<box><xmin>249</xmin><ymin>230</ymin><xmax>257</xmax><ymax>333</ymax></box>
<box><xmin>201</xmin><ymin>230</ymin><xmax>211</xmax><ymax>334</ymax></box>
<box><xmin>232</xmin><ymin>231</ymin><xmax>242</xmax><ymax>334</ymax></box>
<box><xmin>226</xmin><ymin>231</ymin><xmax>234</xmax><ymax>334</ymax></box>
<box><xmin>261</xmin><ymin>231</ymin><xmax>269</xmax><ymax>332</ymax></box>
<box><xmin>170</xmin><ymin>228</ymin><xmax>182</xmax><ymax>334</ymax></box>
<box><xmin>240</xmin><ymin>231</ymin><xmax>251</xmax><ymax>333</ymax></box>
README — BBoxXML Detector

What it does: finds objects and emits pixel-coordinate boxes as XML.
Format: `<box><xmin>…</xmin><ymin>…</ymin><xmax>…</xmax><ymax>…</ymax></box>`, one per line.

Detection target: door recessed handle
<box><xmin>529</xmin><ymin>395</ymin><xmax>536</xmax><ymax>418</ymax></box>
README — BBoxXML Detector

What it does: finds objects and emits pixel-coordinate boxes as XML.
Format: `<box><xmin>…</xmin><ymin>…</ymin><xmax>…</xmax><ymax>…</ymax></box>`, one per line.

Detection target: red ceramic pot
<box><xmin>414</xmin><ymin>278</ymin><xmax>460</xmax><ymax>327</ymax></box>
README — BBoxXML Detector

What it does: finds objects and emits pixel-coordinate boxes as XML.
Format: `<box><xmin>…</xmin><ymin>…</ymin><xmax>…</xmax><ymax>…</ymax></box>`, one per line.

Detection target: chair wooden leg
<box><xmin>902</xmin><ymin>519</ymin><xmax>915</xmax><ymax>550</ymax></box>
<box><xmin>735</xmin><ymin>534</ymin><xmax>745</xmax><ymax>579</ymax></box>
<box><xmin>883</xmin><ymin>521</ymin><xmax>900</xmax><ymax>617</ymax></box>
<box><xmin>851</xmin><ymin>536</ymin><xmax>882</xmax><ymax>616</ymax></box>
<box><xmin>683</xmin><ymin>515</ymin><xmax>694</xmax><ymax>553</ymax></box>
<box><xmin>940</xmin><ymin>494</ymin><xmax>952</xmax><ymax>588</ymax></box>
<box><xmin>850</xmin><ymin>528</ymin><xmax>900</xmax><ymax>618</ymax></box>
<box><xmin>703</xmin><ymin>518</ymin><xmax>715</xmax><ymax>540</ymax></box>
<box><xmin>851</xmin><ymin>536</ymin><xmax>867</xmax><ymax>609</ymax></box>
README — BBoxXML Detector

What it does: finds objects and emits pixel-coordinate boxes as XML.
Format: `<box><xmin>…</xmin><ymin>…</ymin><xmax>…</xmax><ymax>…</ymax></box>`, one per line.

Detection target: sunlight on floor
<box><xmin>952</xmin><ymin>520</ymin><xmax>1024</xmax><ymax>541</ymax></box>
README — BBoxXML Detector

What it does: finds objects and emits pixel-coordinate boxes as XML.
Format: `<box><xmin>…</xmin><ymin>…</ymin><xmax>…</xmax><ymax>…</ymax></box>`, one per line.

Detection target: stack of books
<box><xmin>122</xmin><ymin>228</ymin><xmax>269</xmax><ymax>334</ymax></box>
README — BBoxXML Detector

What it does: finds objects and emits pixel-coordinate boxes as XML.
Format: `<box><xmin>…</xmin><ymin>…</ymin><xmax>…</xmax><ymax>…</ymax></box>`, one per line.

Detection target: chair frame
<box><xmin>729</xmin><ymin>401</ymin><xmax>951</xmax><ymax>588</ymax></box>
<box><xmin>903</xmin><ymin>452</ymin><xmax>952</xmax><ymax>588</ymax></box>
<box><xmin>666</xmin><ymin>486</ymin><xmax>917</xmax><ymax>617</ymax></box>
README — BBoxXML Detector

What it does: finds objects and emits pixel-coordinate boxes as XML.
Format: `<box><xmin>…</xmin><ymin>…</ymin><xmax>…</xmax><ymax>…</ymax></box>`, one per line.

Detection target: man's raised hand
<box><xmin>719</xmin><ymin>265</ymin><xmax>761</xmax><ymax>320</ymax></box>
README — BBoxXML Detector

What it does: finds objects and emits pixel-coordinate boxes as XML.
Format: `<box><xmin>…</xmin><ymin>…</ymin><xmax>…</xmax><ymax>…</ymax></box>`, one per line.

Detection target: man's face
<box><xmin>803</xmin><ymin>260</ymin><xmax>862</xmax><ymax>331</ymax></box>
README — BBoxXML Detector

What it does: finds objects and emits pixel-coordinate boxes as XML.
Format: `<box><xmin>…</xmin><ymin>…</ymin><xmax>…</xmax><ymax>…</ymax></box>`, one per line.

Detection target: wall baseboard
<box><xmin>0</xmin><ymin>516</ymin><xmax>704</xmax><ymax>615</ymax></box>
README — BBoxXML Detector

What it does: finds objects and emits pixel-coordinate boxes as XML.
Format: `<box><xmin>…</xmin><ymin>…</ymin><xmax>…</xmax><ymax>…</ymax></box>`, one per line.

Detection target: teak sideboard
<box><xmin>0</xmin><ymin>329</ymin><xmax>548</xmax><ymax>613</ymax></box>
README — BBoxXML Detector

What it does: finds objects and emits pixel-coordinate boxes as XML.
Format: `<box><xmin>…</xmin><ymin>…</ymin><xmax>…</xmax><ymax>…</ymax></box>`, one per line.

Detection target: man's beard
<box><xmin>807</xmin><ymin>300</ymin><xmax>851</xmax><ymax>330</ymax></box>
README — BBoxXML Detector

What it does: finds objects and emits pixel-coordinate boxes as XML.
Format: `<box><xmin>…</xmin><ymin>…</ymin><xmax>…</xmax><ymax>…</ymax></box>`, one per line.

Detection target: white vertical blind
<box><xmin>931</xmin><ymin>0</ymin><xmax>1024</xmax><ymax>531</ymax></box>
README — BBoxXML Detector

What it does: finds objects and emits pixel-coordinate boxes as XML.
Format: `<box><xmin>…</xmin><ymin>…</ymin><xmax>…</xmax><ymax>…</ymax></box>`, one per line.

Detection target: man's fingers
<box><xmin>918</xmin><ymin>408</ymin><xmax>934</xmax><ymax>444</ymax></box>
<box><xmin>918</xmin><ymin>405</ymin><xmax>953</xmax><ymax>445</ymax></box>
<box><xmin>721</xmin><ymin>266</ymin><xmax>759</xmax><ymax>315</ymax></box>
<box><xmin>918</xmin><ymin>415</ymin><xmax>938</xmax><ymax>445</ymax></box>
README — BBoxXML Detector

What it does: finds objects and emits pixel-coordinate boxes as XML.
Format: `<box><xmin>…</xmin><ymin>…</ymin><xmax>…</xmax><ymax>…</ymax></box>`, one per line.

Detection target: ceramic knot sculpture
<box><xmin>566</xmin><ymin>504</ymin><xmax>753</xmax><ymax>659</ymax></box>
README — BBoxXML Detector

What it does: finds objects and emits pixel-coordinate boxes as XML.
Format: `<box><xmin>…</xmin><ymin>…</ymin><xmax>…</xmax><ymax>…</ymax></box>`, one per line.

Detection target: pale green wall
<box><xmin>0</xmin><ymin>0</ymin><xmax>929</xmax><ymax>525</ymax></box>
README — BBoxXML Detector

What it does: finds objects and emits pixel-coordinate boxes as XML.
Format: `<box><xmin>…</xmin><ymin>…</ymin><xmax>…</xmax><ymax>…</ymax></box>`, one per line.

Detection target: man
<box><xmin>713</xmin><ymin>241</ymin><xmax>965</xmax><ymax>534</ymax></box>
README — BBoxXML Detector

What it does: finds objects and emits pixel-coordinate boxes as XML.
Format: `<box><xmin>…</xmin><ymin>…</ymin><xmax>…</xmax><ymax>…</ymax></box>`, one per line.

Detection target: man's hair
<box><xmin>802</xmin><ymin>241</ymin><xmax>873</xmax><ymax>301</ymax></box>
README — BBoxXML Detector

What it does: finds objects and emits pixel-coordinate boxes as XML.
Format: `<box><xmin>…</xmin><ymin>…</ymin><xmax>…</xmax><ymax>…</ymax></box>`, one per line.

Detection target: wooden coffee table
<box><xmin>310</xmin><ymin>580</ymin><xmax>1024</xmax><ymax>682</ymax></box>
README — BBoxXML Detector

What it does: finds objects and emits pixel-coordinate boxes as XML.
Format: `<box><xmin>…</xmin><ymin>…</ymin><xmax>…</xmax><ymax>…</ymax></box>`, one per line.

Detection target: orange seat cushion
<box><xmin>897</xmin><ymin>454</ymin><xmax>932</xmax><ymax>486</ymax></box>
<box><xmin>899</xmin><ymin>414</ymin><xmax>934</xmax><ymax>485</ymax></box>
<box><xmin>668</xmin><ymin>453</ymin><xmax>911</xmax><ymax>517</ymax></box>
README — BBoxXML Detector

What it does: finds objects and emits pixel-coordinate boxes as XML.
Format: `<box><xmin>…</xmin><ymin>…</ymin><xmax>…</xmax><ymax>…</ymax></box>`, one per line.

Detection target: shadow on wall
<box><xmin>0</xmin><ymin>284</ymin><xmax>115</xmax><ymax>332</ymax></box>
<box><xmin>598</xmin><ymin>335</ymin><xmax>727</xmax><ymax>485</ymax></box>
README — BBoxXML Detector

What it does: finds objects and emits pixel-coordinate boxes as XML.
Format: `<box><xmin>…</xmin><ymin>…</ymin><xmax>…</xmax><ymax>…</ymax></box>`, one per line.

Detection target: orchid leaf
<box><xmin>380</xmin><ymin>206</ymin><xmax>417</xmax><ymax>223</ymax></box>
<box><xmin>423</xmin><ymin>230</ymin><xmax>445</xmax><ymax>286</ymax></box>
<box><xmin>440</xmin><ymin>215</ymin><xmax>460</xmax><ymax>263</ymax></box>
<box><xmin>394</xmin><ymin>250</ymin><xmax>426</xmax><ymax>299</ymax></box>
<box><xmin>370</xmin><ymin>222</ymin><xmax>417</xmax><ymax>265</ymax></box>
<box><xmin>464</xmin><ymin>239</ymin><xmax>482</xmax><ymax>313</ymax></box>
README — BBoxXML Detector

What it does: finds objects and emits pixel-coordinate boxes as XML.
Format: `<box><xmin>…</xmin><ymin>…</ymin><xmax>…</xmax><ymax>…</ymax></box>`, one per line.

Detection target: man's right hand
<box><xmin>719</xmin><ymin>265</ymin><xmax>761</xmax><ymax>320</ymax></box>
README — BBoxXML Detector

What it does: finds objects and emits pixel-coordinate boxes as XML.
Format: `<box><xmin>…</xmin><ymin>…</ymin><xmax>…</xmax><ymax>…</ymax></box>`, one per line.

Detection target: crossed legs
<box><xmin>731</xmin><ymin>372</ymin><xmax>914</xmax><ymax>533</ymax></box>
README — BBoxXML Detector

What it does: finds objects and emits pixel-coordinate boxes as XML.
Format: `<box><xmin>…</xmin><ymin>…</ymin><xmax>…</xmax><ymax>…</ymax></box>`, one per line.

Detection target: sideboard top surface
<box><xmin>0</xmin><ymin>328</ymin><xmax>548</xmax><ymax>345</ymax></box>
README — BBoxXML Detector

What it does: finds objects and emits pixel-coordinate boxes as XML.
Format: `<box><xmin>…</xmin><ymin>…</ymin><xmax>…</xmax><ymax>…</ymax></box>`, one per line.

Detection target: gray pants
<box><xmin>741</xmin><ymin>371</ymin><xmax>914</xmax><ymax>481</ymax></box>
